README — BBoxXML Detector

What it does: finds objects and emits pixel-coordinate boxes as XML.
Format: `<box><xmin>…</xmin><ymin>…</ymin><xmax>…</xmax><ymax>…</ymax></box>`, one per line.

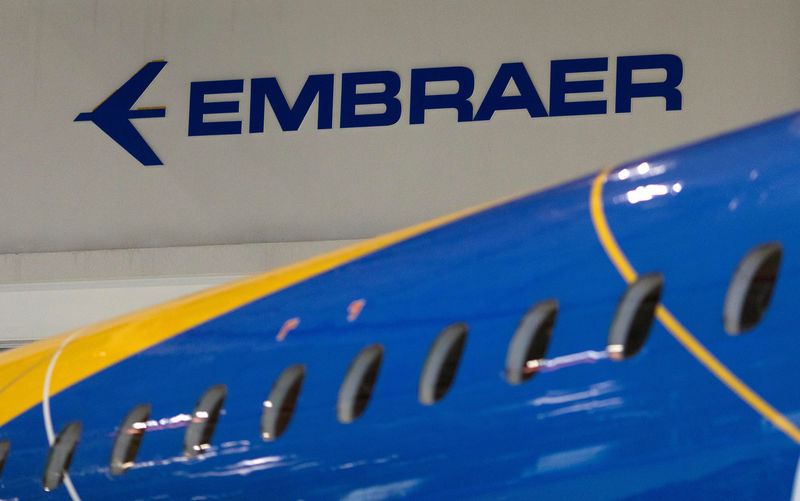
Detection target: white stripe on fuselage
<box><xmin>42</xmin><ymin>331</ymin><xmax>82</xmax><ymax>501</ymax></box>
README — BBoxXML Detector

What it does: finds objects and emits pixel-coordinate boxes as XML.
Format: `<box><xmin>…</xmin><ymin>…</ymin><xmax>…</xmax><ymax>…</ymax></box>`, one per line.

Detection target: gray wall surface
<box><xmin>2</xmin><ymin>0</ymin><xmax>798</xmax><ymax>254</ymax></box>
<box><xmin>0</xmin><ymin>240</ymin><xmax>361</xmax><ymax>343</ymax></box>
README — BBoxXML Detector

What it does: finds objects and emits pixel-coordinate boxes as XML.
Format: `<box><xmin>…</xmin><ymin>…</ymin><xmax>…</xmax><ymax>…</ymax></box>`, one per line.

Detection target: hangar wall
<box><xmin>0</xmin><ymin>239</ymin><xmax>359</xmax><ymax>345</ymax></box>
<box><xmin>0</xmin><ymin>0</ymin><xmax>798</xmax><ymax>342</ymax></box>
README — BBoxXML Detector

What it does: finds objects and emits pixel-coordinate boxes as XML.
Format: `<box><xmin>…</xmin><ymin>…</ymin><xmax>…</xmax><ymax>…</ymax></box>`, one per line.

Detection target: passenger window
<box><xmin>184</xmin><ymin>385</ymin><xmax>226</xmax><ymax>457</ymax></box>
<box><xmin>262</xmin><ymin>364</ymin><xmax>305</xmax><ymax>440</ymax></box>
<box><xmin>505</xmin><ymin>300</ymin><xmax>558</xmax><ymax>384</ymax></box>
<box><xmin>110</xmin><ymin>403</ymin><xmax>151</xmax><ymax>475</ymax></box>
<box><xmin>337</xmin><ymin>345</ymin><xmax>383</xmax><ymax>424</ymax></box>
<box><xmin>42</xmin><ymin>422</ymin><xmax>81</xmax><ymax>492</ymax></box>
<box><xmin>418</xmin><ymin>323</ymin><xmax>468</xmax><ymax>404</ymax></box>
<box><xmin>723</xmin><ymin>242</ymin><xmax>782</xmax><ymax>335</ymax></box>
<box><xmin>0</xmin><ymin>440</ymin><xmax>8</xmax><ymax>478</ymax></box>
<box><xmin>607</xmin><ymin>273</ymin><xmax>663</xmax><ymax>360</ymax></box>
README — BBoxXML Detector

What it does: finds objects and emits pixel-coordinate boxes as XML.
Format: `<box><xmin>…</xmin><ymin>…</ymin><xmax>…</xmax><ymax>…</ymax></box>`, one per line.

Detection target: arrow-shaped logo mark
<box><xmin>75</xmin><ymin>61</ymin><xmax>167</xmax><ymax>166</ymax></box>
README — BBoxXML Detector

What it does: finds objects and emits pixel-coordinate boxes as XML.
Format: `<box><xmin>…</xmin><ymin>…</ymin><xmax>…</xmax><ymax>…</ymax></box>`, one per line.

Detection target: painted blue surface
<box><xmin>4</xmin><ymin>110</ymin><xmax>800</xmax><ymax>499</ymax></box>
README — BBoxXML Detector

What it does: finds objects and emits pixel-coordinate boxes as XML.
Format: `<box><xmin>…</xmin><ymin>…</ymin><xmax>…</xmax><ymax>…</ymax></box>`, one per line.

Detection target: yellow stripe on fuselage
<box><xmin>590</xmin><ymin>168</ymin><xmax>800</xmax><ymax>445</ymax></box>
<box><xmin>0</xmin><ymin>193</ymin><xmax>521</xmax><ymax>429</ymax></box>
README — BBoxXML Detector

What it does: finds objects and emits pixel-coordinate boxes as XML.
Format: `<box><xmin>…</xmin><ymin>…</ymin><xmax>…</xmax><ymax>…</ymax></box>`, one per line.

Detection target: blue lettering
<box><xmin>340</xmin><ymin>71</ymin><xmax>401</xmax><ymax>128</ymax></box>
<box><xmin>188</xmin><ymin>80</ymin><xmax>244</xmax><ymax>136</ymax></box>
<box><xmin>615</xmin><ymin>54</ymin><xmax>683</xmax><ymax>113</ymax></box>
<box><xmin>409</xmin><ymin>67</ymin><xmax>474</xmax><ymax>124</ymax></box>
<box><xmin>249</xmin><ymin>74</ymin><xmax>334</xmax><ymax>133</ymax></box>
<box><xmin>474</xmin><ymin>63</ymin><xmax>547</xmax><ymax>121</ymax></box>
<box><xmin>550</xmin><ymin>58</ymin><xmax>607</xmax><ymax>116</ymax></box>
<box><xmin>186</xmin><ymin>54</ymin><xmax>682</xmax><ymax>137</ymax></box>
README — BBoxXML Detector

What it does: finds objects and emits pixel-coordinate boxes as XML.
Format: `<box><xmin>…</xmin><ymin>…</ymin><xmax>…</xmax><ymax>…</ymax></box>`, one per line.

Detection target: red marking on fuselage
<box><xmin>276</xmin><ymin>318</ymin><xmax>300</xmax><ymax>342</ymax></box>
<box><xmin>347</xmin><ymin>299</ymin><xmax>366</xmax><ymax>322</ymax></box>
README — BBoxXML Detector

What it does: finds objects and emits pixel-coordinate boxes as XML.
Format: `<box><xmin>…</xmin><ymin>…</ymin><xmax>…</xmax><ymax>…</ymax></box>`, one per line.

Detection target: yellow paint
<box><xmin>136</xmin><ymin>106</ymin><xmax>166</xmax><ymax>111</ymax></box>
<box><xmin>589</xmin><ymin>170</ymin><xmax>638</xmax><ymax>284</ymax></box>
<box><xmin>0</xmin><ymin>192</ymin><xmax>520</xmax><ymax>429</ymax></box>
<box><xmin>590</xmin><ymin>168</ymin><xmax>800</xmax><ymax>445</ymax></box>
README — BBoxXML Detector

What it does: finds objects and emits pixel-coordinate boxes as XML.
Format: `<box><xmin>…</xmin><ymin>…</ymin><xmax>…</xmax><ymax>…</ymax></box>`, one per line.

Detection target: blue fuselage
<box><xmin>2</xmin><ymin>112</ymin><xmax>800</xmax><ymax>499</ymax></box>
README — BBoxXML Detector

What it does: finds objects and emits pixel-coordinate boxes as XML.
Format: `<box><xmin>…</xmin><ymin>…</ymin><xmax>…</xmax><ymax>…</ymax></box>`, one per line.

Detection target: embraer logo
<box><xmin>76</xmin><ymin>54</ymin><xmax>683</xmax><ymax>167</ymax></box>
<box><xmin>75</xmin><ymin>60</ymin><xmax>167</xmax><ymax>166</ymax></box>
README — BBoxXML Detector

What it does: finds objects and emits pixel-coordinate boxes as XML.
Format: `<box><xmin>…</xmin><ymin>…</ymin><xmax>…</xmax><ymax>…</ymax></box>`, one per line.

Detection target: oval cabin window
<box><xmin>110</xmin><ymin>403</ymin><xmax>151</xmax><ymax>475</ymax></box>
<box><xmin>607</xmin><ymin>273</ymin><xmax>663</xmax><ymax>361</ymax></box>
<box><xmin>262</xmin><ymin>364</ymin><xmax>305</xmax><ymax>440</ymax></box>
<box><xmin>0</xmin><ymin>440</ymin><xmax>9</xmax><ymax>479</ymax></box>
<box><xmin>723</xmin><ymin>242</ymin><xmax>782</xmax><ymax>335</ymax></box>
<box><xmin>505</xmin><ymin>299</ymin><xmax>558</xmax><ymax>384</ymax></box>
<box><xmin>184</xmin><ymin>385</ymin><xmax>226</xmax><ymax>457</ymax></box>
<box><xmin>337</xmin><ymin>345</ymin><xmax>384</xmax><ymax>424</ymax></box>
<box><xmin>42</xmin><ymin>422</ymin><xmax>81</xmax><ymax>492</ymax></box>
<box><xmin>418</xmin><ymin>323</ymin><xmax>468</xmax><ymax>405</ymax></box>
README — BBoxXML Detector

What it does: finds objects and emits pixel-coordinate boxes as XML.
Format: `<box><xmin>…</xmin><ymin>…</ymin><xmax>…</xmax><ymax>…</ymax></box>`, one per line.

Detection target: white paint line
<box><xmin>42</xmin><ymin>331</ymin><xmax>82</xmax><ymax>501</ymax></box>
<box><xmin>792</xmin><ymin>454</ymin><xmax>800</xmax><ymax>501</ymax></box>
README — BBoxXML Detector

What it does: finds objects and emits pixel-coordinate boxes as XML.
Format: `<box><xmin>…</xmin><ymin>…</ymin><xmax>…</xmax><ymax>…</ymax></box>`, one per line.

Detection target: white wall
<box><xmin>1</xmin><ymin>0</ymin><xmax>798</xmax><ymax>253</ymax></box>
<box><xmin>0</xmin><ymin>240</ymin><xmax>359</xmax><ymax>344</ymax></box>
<box><xmin>0</xmin><ymin>276</ymin><xmax>240</xmax><ymax>347</ymax></box>
<box><xmin>0</xmin><ymin>1</ymin><xmax>798</xmax><ymax>344</ymax></box>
